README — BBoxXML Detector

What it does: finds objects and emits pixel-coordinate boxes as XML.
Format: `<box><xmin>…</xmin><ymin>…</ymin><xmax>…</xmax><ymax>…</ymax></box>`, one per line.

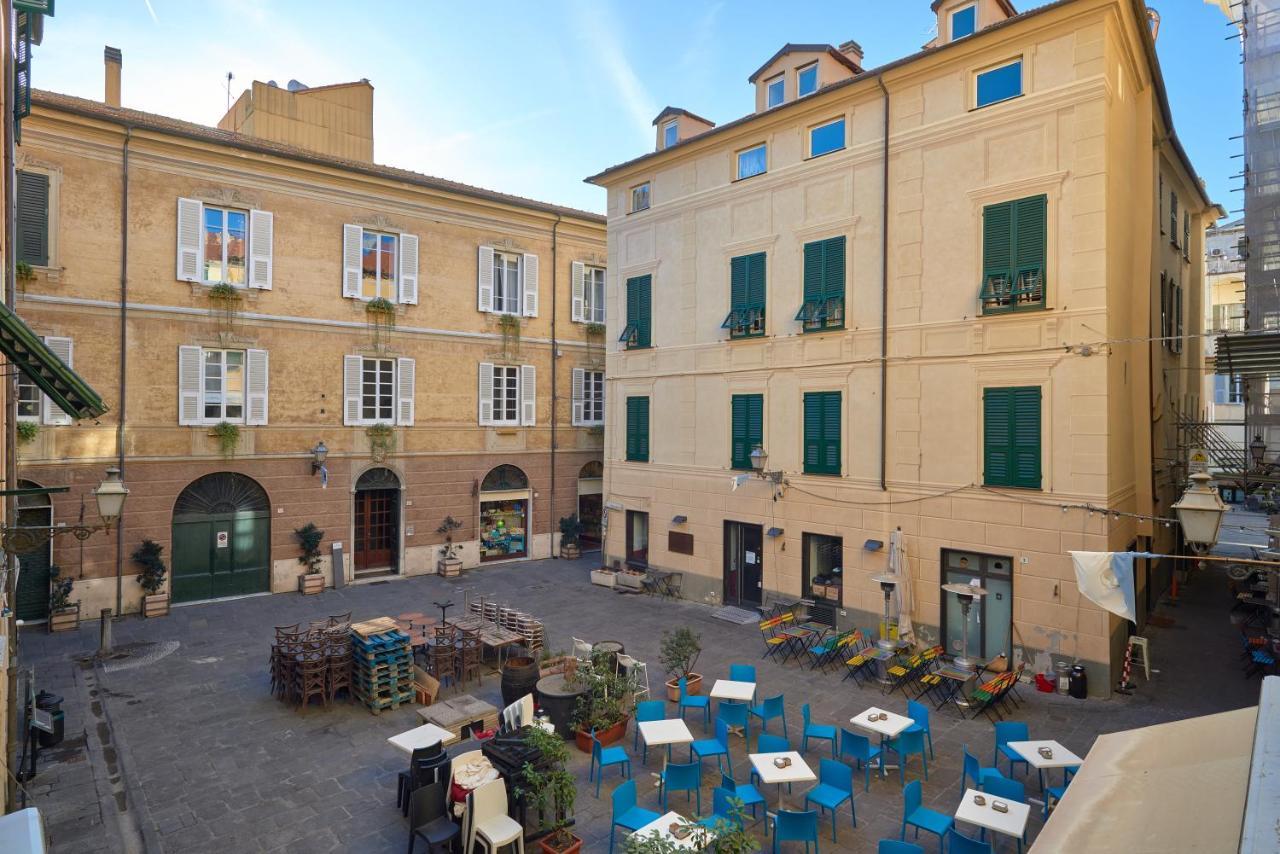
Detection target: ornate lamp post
<box><xmin>0</xmin><ymin>467</ymin><xmax>128</xmax><ymax>556</ymax></box>
<box><xmin>1171</xmin><ymin>471</ymin><xmax>1227</xmax><ymax>554</ymax></box>
<box><xmin>942</xmin><ymin>581</ymin><xmax>989</xmax><ymax>671</ymax></box>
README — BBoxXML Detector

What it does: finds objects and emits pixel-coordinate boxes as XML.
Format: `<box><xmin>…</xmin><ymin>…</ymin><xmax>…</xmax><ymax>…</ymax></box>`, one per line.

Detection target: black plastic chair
<box><xmin>396</xmin><ymin>743</ymin><xmax>444</xmax><ymax>811</ymax></box>
<box><xmin>408</xmin><ymin>782</ymin><xmax>459</xmax><ymax>854</ymax></box>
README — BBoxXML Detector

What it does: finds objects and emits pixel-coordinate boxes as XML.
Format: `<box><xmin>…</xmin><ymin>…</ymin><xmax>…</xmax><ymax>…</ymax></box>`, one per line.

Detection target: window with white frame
<box><xmin>663</xmin><ymin>120</ymin><xmax>678</xmax><ymax>149</ymax></box>
<box><xmin>574</xmin><ymin>368</ymin><xmax>604</xmax><ymax>426</ymax></box>
<box><xmin>737</xmin><ymin>144</ymin><xmax>767</xmax><ymax>180</ymax></box>
<box><xmin>478</xmin><ymin>362</ymin><xmax>536</xmax><ymax>426</ymax></box>
<box><xmin>574</xmin><ymin>263</ymin><xmax>606</xmax><ymax>324</ymax></box>
<box><xmin>951</xmin><ymin>4</ymin><xmax>977</xmax><ymax>39</ymax></box>
<box><xmin>16</xmin><ymin>373</ymin><xmax>40</xmax><ymax>422</ymax></box>
<box><xmin>17</xmin><ymin>335</ymin><xmax>76</xmax><ymax>426</ymax></box>
<box><xmin>797</xmin><ymin>63</ymin><xmax>818</xmax><ymax>97</ymax></box>
<box><xmin>361</xmin><ymin>230</ymin><xmax>399</xmax><ymax>300</ymax></box>
<box><xmin>202</xmin><ymin>206</ymin><xmax>248</xmax><ymax>285</ymax></box>
<box><xmin>342</xmin><ymin>224</ymin><xmax>418</xmax><ymax>304</ymax></box>
<box><xmin>203</xmin><ymin>349</ymin><xmax>246</xmax><ymax>422</ymax></box>
<box><xmin>361</xmin><ymin>357</ymin><xmax>395</xmax><ymax>422</ymax></box>
<box><xmin>342</xmin><ymin>354</ymin><xmax>414</xmax><ymax>426</ymax></box>
<box><xmin>631</xmin><ymin>183</ymin><xmax>651</xmax><ymax>213</ymax></box>
<box><xmin>478</xmin><ymin>246</ymin><xmax>538</xmax><ymax>317</ymax></box>
<box><xmin>177</xmin><ymin>197</ymin><xmax>273</xmax><ymax>289</ymax></box>
<box><xmin>766</xmin><ymin>74</ymin><xmax>785</xmax><ymax>108</ymax></box>
<box><xmin>491</xmin><ymin>365</ymin><xmax>520</xmax><ymax>425</ymax></box>
<box><xmin>492</xmin><ymin>250</ymin><xmax>522</xmax><ymax>315</ymax></box>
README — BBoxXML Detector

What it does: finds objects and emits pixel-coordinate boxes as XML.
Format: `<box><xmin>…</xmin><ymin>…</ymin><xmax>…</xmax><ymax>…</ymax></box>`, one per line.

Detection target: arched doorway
<box><xmin>14</xmin><ymin>479</ymin><xmax>53</xmax><ymax>621</ymax></box>
<box><xmin>171</xmin><ymin>473</ymin><xmax>271</xmax><ymax>603</ymax></box>
<box><xmin>479</xmin><ymin>465</ymin><xmax>529</xmax><ymax>562</ymax></box>
<box><xmin>577</xmin><ymin>461</ymin><xmax>603</xmax><ymax>550</ymax></box>
<box><xmin>354</xmin><ymin>467</ymin><xmax>401</xmax><ymax>576</ymax></box>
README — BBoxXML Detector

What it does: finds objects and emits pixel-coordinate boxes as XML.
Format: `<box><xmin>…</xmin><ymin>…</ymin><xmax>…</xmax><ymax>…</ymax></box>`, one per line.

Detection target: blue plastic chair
<box><xmin>772</xmin><ymin>809</ymin><xmax>820</xmax><ymax>853</ymax></box>
<box><xmin>946</xmin><ymin>830</ymin><xmax>994</xmax><ymax>853</ymax></box>
<box><xmin>590</xmin><ymin>729</ymin><xmax>632</xmax><ymax>798</ymax></box>
<box><xmin>660</xmin><ymin>761</ymin><xmax>702</xmax><ymax>813</ymax></box>
<box><xmin>878</xmin><ymin>842</ymin><xmax>924</xmax><ymax>854</ymax></box>
<box><xmin>678</xmin><ymin>677</ymin><xmax>712</xmax><ymax>731</ymax></box>
<box><xmin>750</xmin><ymin>694</ymin><xmax>787</xmax><ymax>737</ymax></box>
<box><xmin>904</xmin><ymin>700</ymin><xmax>934</xmax><ymax>759</ymax></box>
<box><xmin>634</xmin><ymin>699</ymin><xmax>667</xmax><ymax>761</ymax></box>
<box><xmin>718</xmin><ymin>699</ymin><xmax>751</xmax><ymax>746</ymax></box>
<box><xmin>1045</xmin><ymin>774</ymin><xmax>1072</xmax><ymax>819</ymax></box>
<box><xmin>698</xmin><ymin>787</ymin><xmax>743</xmax><ymax>831</ymax></box>
<box><xmin>993</xmin><ymin>721</ymin><xmax>1030</xmax><ymax>776</ymax></box>
<box><xmin>721</xmin><ymin>771</ymin><xmax>766</xmax><ymax>819</ymax></box>
<box><xmin>840</xmin><ymin>728</ymin><xmax>883</xmax><ymax>791</ymax></box>
<box><xmin>804</xmin><ymin>758</ymin><xmax>855</xmax><ymax>842</ymax></box>
<box><xmin>963</xmin><ymin>745</ymin><xmax>1004</xmax><ymax>791</ymax></box>
<box><xmin>729</xmin><ymin>663</ymin><xmax>757</xmax><ymax>683</ymax></box>
<box><xmin>900</xmin><ymin>779</ymin><xmax>953</xmax><ymax>845</ymax></box>
<box><xmin>691</xmin><ymin>718</ymin><xmax>733</xmax><ymax>775</ymax></box>
<box><xmin>752</xmin><ymin>734</ymin><xmax>792</xmax><ymax>790</ymax></box>
<box><xmin>885</xmin><ymin>729</ymin><xmax>929</xmax><ymax>786</ymax></box>
<box><xmin>982</xmin><ymin>776</ymin><xmax>1027</xmax><ymax>853</ymax></box>
<box><xmin>801</xmin><ymin>704</ymin><xmax>837</xmax><ymax>758</ymax></box>
<box><xmin>610</xmin><ymin>779</ymin><xmax>661</xmax><ymax>854</ymax></box>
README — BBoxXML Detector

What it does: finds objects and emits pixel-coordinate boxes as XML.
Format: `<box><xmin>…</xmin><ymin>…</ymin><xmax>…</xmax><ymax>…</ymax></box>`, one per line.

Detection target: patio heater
<box><xmin>869</xmin><ymin>573</ymin><xmax>900</xmax><ymax>651</ymax></box>
<box><xmin>942</xmin><ymin>581</ymin><xmax>989</xmax><ymax>671</ymax></box>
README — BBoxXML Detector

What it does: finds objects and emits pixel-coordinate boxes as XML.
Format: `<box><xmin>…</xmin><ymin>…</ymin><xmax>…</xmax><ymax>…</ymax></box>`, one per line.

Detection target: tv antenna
<box><xmin>224</xmin><ymin>71</ymin><xmax>234</xmax><ymax>112</ymax></box>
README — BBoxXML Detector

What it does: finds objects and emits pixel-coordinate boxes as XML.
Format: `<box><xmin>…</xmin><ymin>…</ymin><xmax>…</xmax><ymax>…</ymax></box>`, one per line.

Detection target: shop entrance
<box><xmin>940</xmin><ymin>549</ymin><xmax>1014</xmax><ymax>663</ymax></box>
<box><xmin>723</xmin><ymin>521</ymin><xmax>763</xmax><ymax>608</ymax></box>
<box><xmin>577</xmin><ymin>460</ymin><xmax>603</xmax><ymax>549</ymax></box>
<box><xmin>480</xmin><ymin>465</ymin><xmax>530</xmax><ymax>562</ymax></box>
<box><xmin>354</xmin><ymin>468</ymin><xmax>400</xmax><ymax>575</ymax></box>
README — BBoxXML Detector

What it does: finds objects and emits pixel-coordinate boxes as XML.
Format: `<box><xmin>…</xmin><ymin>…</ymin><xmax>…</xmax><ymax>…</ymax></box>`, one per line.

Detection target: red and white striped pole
<box><xmin>1116</xmin><ymin>637</ymin><xmax>1136</xmax><ymax>694</ymax></box>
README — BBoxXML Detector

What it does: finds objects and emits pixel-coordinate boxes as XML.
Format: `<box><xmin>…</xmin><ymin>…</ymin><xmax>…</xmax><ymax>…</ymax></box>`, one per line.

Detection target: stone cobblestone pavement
<box><xmin>12</xmin><ymin>553</ymin><xmax>1263</xmax><ymax>853</ymax></box>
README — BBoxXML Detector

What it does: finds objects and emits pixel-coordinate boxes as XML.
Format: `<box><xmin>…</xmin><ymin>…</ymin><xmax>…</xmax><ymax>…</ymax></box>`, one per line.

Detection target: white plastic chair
<box><xmin>571</xmin><ymin>636</ymin><xmax>593</xmax><ymax>661</ymax></box>
<box><xmin>465</xmin><ymin>778</ymin><xmax>524</xmax><ymax>853</ymax></box>
<box><xmin>616</xmin><ymin>653</ymin><xmax>650</xmax><ymax>701</ymax></box>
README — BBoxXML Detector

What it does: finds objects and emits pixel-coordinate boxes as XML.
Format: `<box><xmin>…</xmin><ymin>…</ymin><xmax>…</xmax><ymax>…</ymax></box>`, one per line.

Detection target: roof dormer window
<box><xmin>797</xmin><ymin>63</ymin><xmax>818</xmax><ymax>98</ymax></box>
<box><xmin>662</xmin><ymin>120</ymin><xmax>678</xmax><ymax>149</ymax></box>
<box><xmin>951</xmin><ymin>4</ymin><xmax>977</xmax><ymax>40</ymax></box>
<box><xmin>766</xmin><ymin>74</ymin><xmax>785</xmax><ymax>108</ymax></box>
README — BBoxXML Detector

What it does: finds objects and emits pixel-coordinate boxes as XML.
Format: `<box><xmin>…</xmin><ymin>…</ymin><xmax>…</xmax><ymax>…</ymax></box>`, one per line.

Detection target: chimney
<box><xmin>838</xmin><ymin>40</ymin><xmax>864</xmax><ymax>71</ymax></box>
<box><xmin>104</xmin><ymin>46</ymin><xmax>122</xmax><ymax>108</ymax></box>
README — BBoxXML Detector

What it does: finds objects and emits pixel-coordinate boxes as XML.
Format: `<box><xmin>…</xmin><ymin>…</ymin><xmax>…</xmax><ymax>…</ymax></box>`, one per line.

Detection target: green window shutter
<box><xmin>731</xmin><ymin>393</ymin><xmax>763</xmax><ymax>470</ymax></box>
<box><xmin>803</xmin><ymin>391</ymin><xmax>840</xmax><ymax>475</ymax></box>
<box><xmin>982</xmin><ymin>195</ymin><xmax>1046</xmax><ymax>313</ymax></box>
<box><xmin>1013</xmin><ymin>196</ymin><xmax>1046</xmax><ymax>272</ymax></box>
<box><xmin>625</xmin><ymin>275</ymin><xmax>652</xmax><ymax>348</ymax></box>
<box><xmin>16</xmin><ymin>170</ymin><xmax>48</xmax><ymax>266</ymax></box>
<box><xmin>730</xmin><ymin>256</ymin><xmax>748</xmax><ymax>311</ymax></box>
<box><xmin>803</xmin><ymin>241</ymin><xmax>825</xmax><ymax>302</ymax></box>
<box><xmin>823</xmin><ymin>236</ymin><xmax>846</xmax><ymax>300</ymax></box>
<box><xmin>984</xmin><ymin>386</ymin><xmax>1041</xmax><ymax>488</ymax></box>
<box><xmin>626</xmin><ymin>396</ymin><xmax>649</xmax><ymax>462</ymax></box>
<box><xmin>746</xmin><ymin>253</ymin><xmax>766</xmax><ymax>309</ymax></box>
<box><xmin>982</xmin><ymin>201</ymin><xmax>1013</xmax><ymax>284</ymax></box>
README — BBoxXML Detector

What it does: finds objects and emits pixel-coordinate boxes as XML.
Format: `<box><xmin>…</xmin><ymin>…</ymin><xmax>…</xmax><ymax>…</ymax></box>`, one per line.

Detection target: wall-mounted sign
<box><xmin>1188</xmin><ymin>448</ymin><xmax>1210</xmax><ymax>475</ymax></box>
<box><xmin>216</xmin><ymin>531</ymin><xmax>229</xmax><ymax>549</ymax></box>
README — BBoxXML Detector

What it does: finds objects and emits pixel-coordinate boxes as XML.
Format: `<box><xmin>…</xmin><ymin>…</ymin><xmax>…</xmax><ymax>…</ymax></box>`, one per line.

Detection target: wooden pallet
<box><xmin>352</xmin><ymin>687</ymin><xmax>414</xmax><ymax>715</ymax></box>
<box><xmin>350</xmin><ymin>616</ymin><xmax>399</xmax><ymax>637</ymax></box>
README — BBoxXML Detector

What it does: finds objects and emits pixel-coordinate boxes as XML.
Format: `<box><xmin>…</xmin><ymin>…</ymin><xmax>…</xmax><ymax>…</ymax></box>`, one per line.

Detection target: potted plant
<box><xmin>16</xmin><ymin>421</ymin><xmax>38</xmax><ymax>445</ymax></box>
<box><xmin>590</xmin><ymin>563</ymin><xmax>617</xmax><ymax>588</ymax></box>
<box><xmin>570</xmin><ymin>649</ymin><xmax>637</xmax><ymax>752</ymax></box>
<box><xmin>48</xmin><ymin>565</ymin><xmax>79</xmax><ymax>633</ymax></box>
<box><xmin>622</xmin><ymin>800</ymin><xmax>755</xmax><ymax>853</ymax></box>
<box><xmin>295</xmin><ymin>522</ymin><xmax>325</xmax><ymax>594</ymax></box>
<box><xmin>615</xmin><ymin>559</ymin><xmax>646</xmax><ymax>592</ymax></box>
<box><xmin>558</xmin><ymin>515</ymin><xmax>583</xmax><ymax>560</ymax></box>
<box><xmin>366</xmin><ymin>423</ymin><xmax>394</xmax><ymax>462</ymax></box>
<box><xmin>660</xmin><ymin>627</ymin><xmax>703</xmax><ymax>702</ymax></box>
<box><xmin>436</xmin><ymin>515</ymin><xmax>464</xmax><ymax>576</ymax></box>
<box><xmin>515</xmin><ymin>725</ymin><xmax>582</xmax><ymax>853</ymax></box>
<box><xmin>210</xmin><ymin>421</ymin><xmax>240</xmax><ymax>457</ymax></box>
<box><xmin>132</xmin><ymin>538</ymin><xmax>169</xmax><ymax>617</ymax></box>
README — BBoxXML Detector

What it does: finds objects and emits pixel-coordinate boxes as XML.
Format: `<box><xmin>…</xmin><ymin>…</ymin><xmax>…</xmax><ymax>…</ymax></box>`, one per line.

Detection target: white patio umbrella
<box><xmin>889</xmin><ymin>527</ymin><xmax>915</xmax><ymax>643</ymax></box>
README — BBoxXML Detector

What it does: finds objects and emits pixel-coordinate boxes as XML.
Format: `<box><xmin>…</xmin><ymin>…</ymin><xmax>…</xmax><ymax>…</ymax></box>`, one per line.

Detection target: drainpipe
<box><xmin>114</xmin><ymin>127</ymin><xmax>130</xmax><ymax>617</ymax></box>
<box><xmin>877</xmin><ymin>75</ymin><xmax>891</xmax><ymax>491</ymax></box>
<box><xmin>550</xmin><ymin>214</ymin><xmax>561</xmax><ymax>545</ymax></box>
<box><xmin>4</xmin><ymin>0</ymin><xmax>17</xmax><ymax>813</ymax></box>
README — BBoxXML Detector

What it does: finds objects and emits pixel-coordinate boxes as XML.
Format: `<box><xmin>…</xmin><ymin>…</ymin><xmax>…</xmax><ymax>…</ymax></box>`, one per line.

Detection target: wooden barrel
<box><xmin>501</xmin><ymin>652</ymin><xmax>540</xmax><ymax>707</ymax></box>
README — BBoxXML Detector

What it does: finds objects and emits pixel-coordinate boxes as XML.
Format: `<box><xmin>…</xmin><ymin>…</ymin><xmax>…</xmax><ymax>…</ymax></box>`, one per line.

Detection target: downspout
<box><xmin>3</xmin><ymin>0</ymin><xmax>17</xmax><ymax>813</ymax></box>
<box><xmin>549</xmin><ymin>214</ymin><xmax>561</xmax><ymax>545</ymax></box>
<box><xmin>114</xmin><ymin>127</ymin><xmax>130</xmax><ymax>617</ymax></box>
<box><xmin>877</xmin><ymin>75</ymin><xmax>890</xmax><ymax>491</ymax></box>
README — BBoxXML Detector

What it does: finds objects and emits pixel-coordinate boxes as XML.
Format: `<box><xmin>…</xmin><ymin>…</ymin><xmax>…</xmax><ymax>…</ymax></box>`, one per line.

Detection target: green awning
<box><xmin>0</xmin><ymin>300</ymin><xmax>106</xmax><ymax>420</ymax></box>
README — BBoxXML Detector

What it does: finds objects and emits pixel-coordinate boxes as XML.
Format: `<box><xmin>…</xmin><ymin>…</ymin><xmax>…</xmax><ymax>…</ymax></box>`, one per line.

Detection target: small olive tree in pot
<box><xmin>132</xmin><ymin>538</ymin><xmax>169</xmax><ymax>617</ymax></box>
<box><xmin>295</xmin><ymin>523</ymin><xmax>325</xmax><ymax>594</ymax></box>
<box><xmin>660</xmin><ymin>626</ymin><xmax>703</xmax><ymax>701</ymax></box>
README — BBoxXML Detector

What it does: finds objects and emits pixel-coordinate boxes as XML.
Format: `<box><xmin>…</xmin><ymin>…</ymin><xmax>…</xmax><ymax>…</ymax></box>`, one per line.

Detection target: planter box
<box><xmin>538</xmin><ymin>835</ymin><xmax>583</xmax><ymax>854</ymax></box>
<box><xmin>143</xmin><ymin>594</ymin><xmax>170</xmax><ymax>618</ymax></box>
<box><xmin>590</xmin><ymin>569</ymin><xmax>617</xmax><ymax>589</ymax></box>
<box><xmin>438</xmin><ymin>558</ymin><xmax>463</xmax><ymax>578</ymax></box>
<box><xmin>560</xmin><ymin>543</ymin><xmax>582</xmax><ymax>560</ymax></box>
<box><xmin>665</xmin><ymin>673</ymin><xmax>703</xmax><ymax>703</ymax></box>
<box><xmin>299</xmin><ymin>574</ymin><xmax>324</xmax><ymax>595</ymax></box>
<box><xmin>616</xmin><ymin>571</ymin><xmax>646</xmax><ymax>592</ymax></box>
<box><xmin>49</xmin><ymin>605</ymin><xmax>79</xmax><ymax>633</ymax></box>
<box><xmin>574</xmin><ymin>715</ymin><xmax>628</xmax><ymax>753</ymax></box>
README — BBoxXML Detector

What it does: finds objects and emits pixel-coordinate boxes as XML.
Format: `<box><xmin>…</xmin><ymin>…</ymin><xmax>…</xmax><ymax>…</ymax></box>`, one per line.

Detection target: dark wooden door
<box><xmin>15</xmin><ymin>507</ymin><xmax>51</xmax><ymax>620</ymax></box>
<box><xmin>723</xmin><ymin>521</ymin><xmax>763</xmax><ymax>607</ymax></box>
<box><xmin>355</xmin><ymin>488</ymin><xmax>398</xmax><ymax>571</ymax></box>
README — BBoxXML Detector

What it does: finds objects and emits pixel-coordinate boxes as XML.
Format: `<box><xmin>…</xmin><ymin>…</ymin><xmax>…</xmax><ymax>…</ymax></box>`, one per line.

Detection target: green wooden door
<box><xmin>14</xmin><ymin>506</ymin><xmax>51</xmax><ymax>620</ymax></box>
<box><xmin>171</xmin><ymin>473</ymin><xmax>271</xmax><ymax>603</ymax></box>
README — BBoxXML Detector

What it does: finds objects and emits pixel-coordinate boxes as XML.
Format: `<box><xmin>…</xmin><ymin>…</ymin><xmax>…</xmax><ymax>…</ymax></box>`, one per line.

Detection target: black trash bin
<box><xmin>1068</xmin><ymin>664</ymin><xmax>1088</xmax><ymax>699</ymax></box>
<box><xmin>35</xmin><ymin>690</ymin><xmax>65</xmax><ymax>748</ymax></box>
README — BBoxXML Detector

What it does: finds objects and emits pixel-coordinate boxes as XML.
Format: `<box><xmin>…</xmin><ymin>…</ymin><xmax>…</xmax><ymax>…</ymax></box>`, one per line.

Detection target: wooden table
<box><xmin>954</xmin><ymin>787</ymin><xmax>1030</xmax><ymax>844</ymax></box>
<box><xmin>631</xmin><ymin>811</ymin><xmax>709</xmax><ymax>849</ymax></box>
<box><xmin>445</xmin><ymin>614</ymin><xmax>524</xmax><ymax>670</ymax></box>
<box><xmin>1007</xmin><ymin>739</ymin><xmax>1083</xmax><ymax>792</ymax></box>
<box><xmin>386</xmin><ymin>722</ymin><xmax>457</xmax><ymax>756</ymax></box>
<box><xmin>850</xmin><ymin>707</ymin><xmax>914</xmax><ymax>775</ymax></box>
<box><xmin>749</xmin><ymin>751</ymin><xmax>816</xmax><ymax>813</ymax></box>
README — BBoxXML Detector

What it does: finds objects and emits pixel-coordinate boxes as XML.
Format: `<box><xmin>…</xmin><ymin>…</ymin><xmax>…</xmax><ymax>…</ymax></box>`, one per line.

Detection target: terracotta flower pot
<box><xmin>574</xmin><ymin>716</ymin><xmax>628</xmax><ymax>753</ymax></box>
<box><xmin>665</xmin><ymin>673</ymin><xmax>703</xmax><ymax>703</ymax></box>
<box><xmin>538</xmin><ymin>833</ymin><xmax>583</xmax><ymax>854</ymax></box>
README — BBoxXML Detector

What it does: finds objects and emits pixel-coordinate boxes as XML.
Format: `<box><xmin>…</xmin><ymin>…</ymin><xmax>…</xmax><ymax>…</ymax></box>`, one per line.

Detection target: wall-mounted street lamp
<box><xmin>1172</xmin><ymin>471</ymin><xmax>1227</xmax><ymax>554</ymax></box>
<box><xmin>310</xmin><ymin>441</ymin><xmax>328</xmax><ymax>475</ymax></box>
<box><xmin>1250</xmin><ymin>434</ymin><xmax>1267</xmax><ymax>469</ymax></box>
<box><xmin>748</xmin><ymin>445</ymin><xmax>788</xmax><ymax>500</ymax></box>
<box><xmin>0</xmin><ymin>467</ymin><xmax>129</xmax><ymax>557</ymax></box>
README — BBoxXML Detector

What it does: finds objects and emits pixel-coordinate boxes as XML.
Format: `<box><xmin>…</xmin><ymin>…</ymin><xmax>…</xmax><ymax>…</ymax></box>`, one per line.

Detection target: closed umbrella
<box><xmin>889</xmin><ymin>528</ymin><xmax>915</xmax><ymax>643</ymax></box>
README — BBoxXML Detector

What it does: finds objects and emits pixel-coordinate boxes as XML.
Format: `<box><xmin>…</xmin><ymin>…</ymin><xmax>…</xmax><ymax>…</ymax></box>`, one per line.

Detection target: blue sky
<box><xmin>32</xmin><ymin>1</ymin><xmax>1240</xmax><ymax>215</ymax></box>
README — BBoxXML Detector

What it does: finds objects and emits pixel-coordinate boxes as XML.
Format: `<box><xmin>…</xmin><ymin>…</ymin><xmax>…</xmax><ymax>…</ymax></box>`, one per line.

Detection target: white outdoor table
<box><xmin>709</xmin><ymin>679</ymin><xmax>756</xmax><ymax>702</ymax></box>
<box><xmin>850</xmin><ymin>707</ymin><xmax>914</xmax><ymax>775</ymax></box>
<box><xmin>631</xmin><ymin>811</ymin><xmax>710</xmax><ymax>850</ymax></box>
<box><xmin>954</xmin><ymin>787</ymin><xmax>1030</xmax><ymax>843</ymax></box>
<box><xmin>749</xmin><ymin>751</ymin><xmax>816</xmax><ymax>813</ymax></box>
<box><xmin>1007</xmin><ymin>740</ymin><xmax>1083</xmax><ymax>792</ymax></box>
<box><xmin>641</xmin><ymin>718</ymin><xmax>696</xmax><ymax>791</ymax></box>
<box><xmin>387</xmin><ymin>722</ymin><xmax>457</xmax><ymax>756</ymax></box>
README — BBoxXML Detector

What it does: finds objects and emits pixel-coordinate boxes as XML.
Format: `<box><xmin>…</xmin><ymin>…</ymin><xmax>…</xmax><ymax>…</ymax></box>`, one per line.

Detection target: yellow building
<box><xmin>588</xmin><ymin>0</ymin><xmax>1217</xmax><ymax>692</ymax></box>
<box><xmin>11</xmin><ymin>50</ymin><xmax>605</xmax><ymax>619</ymax></box>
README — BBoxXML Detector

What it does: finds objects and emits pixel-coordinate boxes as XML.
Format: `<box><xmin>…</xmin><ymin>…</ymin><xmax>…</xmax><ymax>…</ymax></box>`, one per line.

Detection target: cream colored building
<box><xmin>11</xmin><ymin>51</ymin><xmax>605</xmax><ymax>619</ymax></box>
<box><xmin>1204</xmin><ymin>218</ymin><xmax>1246</xmax><ymax>465</ymax></box>
<box><xmin>588</xmin><ymin>0</ymin><xmax>1217</xmax><ymax>692</ymax></box>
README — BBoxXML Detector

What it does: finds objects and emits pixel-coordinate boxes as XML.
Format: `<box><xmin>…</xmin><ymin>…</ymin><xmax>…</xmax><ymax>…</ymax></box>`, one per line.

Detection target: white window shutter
<box><xmin>396</xmin><ymin>357</ymin><xmax>415</xmax><ymax>426</ymax></box>
<box><xmin>571</xmin><ymin>261</ymin><xmax>585</xmax><ymax>323</ymax></box>
<box><xmin>41</xmin><ymin>337</ymin><xmax>74</xmax><ymax>425</ymax></box>
<box><xmin>248</xmin><ymin>209</ymin><xmax>273</xmax><ymax>289</ymax></box>
<box><xmin>520</xmin><ymin>364</ymin><xmax>537</xmax><ymax>426</ymax></box>
<box><xmin>477</xmin><ymin>246</ymin><xmax>494</xmax><ymax>312</ymax></box>
<box><xmin>246</xmin><ymin>349</ymin><xmax>269</xmax><ymax>425</ymax></box>
<box><xmin>343</xmin><ymin>355</ymin><xmax>363</xmax><ymax>425</ymax></box>
<box><xmin>176</xmin><ymin>197</ymin><xmax>202</xmax><ymax>282</ymax></box>
<box><xmin>398</xmin><ymin>233</ymin><xmax>419</xmax><ymax>305</ymax></box>
<box><xmin>522</xmin><ymin>252</ymin><xmax>539</xmax><ymax>317</ymax></box>
<box><xmin>342</xmin><ymin>225</ymin><xmax>363</xmax><ymax>298</ymax></box>
<box><xmin>178</xmin><ymin>345</ymin><xmax>202</xmax><ymax>426</ymax></box>
<box><xmin>571</xmin><ymin>367</ymin><xmax>585</xmax><ymax>426</ymax></box>
<box><xmin>478</xmin><ymin>362</ymin><xmax>494</xmax><ymax>425</ymax></box>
